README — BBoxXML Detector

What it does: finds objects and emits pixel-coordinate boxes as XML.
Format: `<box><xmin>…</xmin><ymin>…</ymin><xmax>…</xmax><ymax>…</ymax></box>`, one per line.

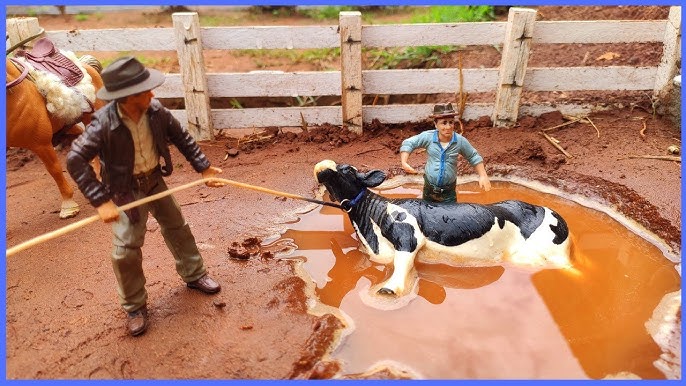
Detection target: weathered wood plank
<box><xmin>365</xmin><ymin>103</ymin><xmax>602</xmax><ymax>124</ymax></box>
<box><xmin>364</xmin><ymin>103</ymin><xmax>494</xmax><ymax>123</ymax></box>
<box><xmin>170</xmin><ymin>106</ymin><xmax>342</xmax><ymax>130</ymax></box>
<box><xmin>653</xmin><ymin>6</ymin><xmax>681</xmax><ymax>95</ymax></box>
<box><xmin>6</xmin><ymin>17</ymin><xmax>43</xmax><ymax>50</ymax></box>
<box><xmin>206</xmin><ymin>72</ymin><xmax>341</xmax><ymax>98</ymax></box>
<box><xmin>169</xmin><ymin>103</ymin><xmax>604</xmax><ymax>131</ymax></box>
<box><xmin>363</xmin><ymin>68</ymin><xmax>499</xmax><ymax>94</ymax></box>
<box><xmin>173</xmin><ymin>12</ymin><xmax>213</xmax><ymax>141</ymax></box>
<box><xmin>200</xmin><ymin>25</ymin><xmax>340</xmax><ymax>49</ymax></box>
<box><xmin>362</xmin><ymin>22</ymin><xmax>506</xmax><ymax>47</ymax></box>
<box><xmin>533</xmin><ymin>20</ymin><xmax>667</xmax><ymax>44</ymax></box>
<box><xmin>492</xmin><ymin>8</ymin><xmax>537</xmax><ymax>127</ymax></box>
<box><xmin>154</xmin><ymin>66</ymin><xmax>659</xmax><ymax>99</ymax></box>
<box><xmin>41</xmin><ymin>19</ymin><xmax>667</xmax><ymax>54</ymax></box>
<box><xmin>45</xmin><ymin>28</ymin><xmax>176</xmax><ymax>51</ymax></box>
<box><xmin>527</xmin><ymin>67</ymin><xmax>657</xmax><ymax>91</ymax></box>
<box><xmin>340</xmin><ymin>11</ymin><xmax>363</xmax><ymax>134</ymax></box>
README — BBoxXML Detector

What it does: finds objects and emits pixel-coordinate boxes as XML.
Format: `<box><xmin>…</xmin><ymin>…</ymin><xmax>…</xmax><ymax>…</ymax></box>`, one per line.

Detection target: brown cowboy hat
<box><xmin>96</xmin><ymin>56</ymin><xmax>165</xmax><ymax>100</ymax></box>
<box><xmin>430</xmin><ymin>103</ymin><xmax>458</xmax><ymax>119</ymax></box>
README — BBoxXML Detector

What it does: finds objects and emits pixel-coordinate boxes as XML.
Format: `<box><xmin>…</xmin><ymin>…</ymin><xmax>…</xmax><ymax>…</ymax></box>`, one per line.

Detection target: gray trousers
<box><xmin>110</xmin><ymin>172</ymin><xmax>206</xmax><ymax>312</ymax></box>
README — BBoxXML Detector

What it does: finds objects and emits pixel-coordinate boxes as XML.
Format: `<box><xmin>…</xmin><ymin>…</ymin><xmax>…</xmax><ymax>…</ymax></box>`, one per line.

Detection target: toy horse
<box><xmin>6</xmin><ymin>39</ymin><xmax>105</xmax><ymax>218</ymax></box>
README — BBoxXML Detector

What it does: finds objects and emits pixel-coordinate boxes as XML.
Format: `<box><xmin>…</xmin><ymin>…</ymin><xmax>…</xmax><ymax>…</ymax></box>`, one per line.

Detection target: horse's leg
<box><xmin>32</xmin><ymin>144</ymin><xmax>80</xmax><ymax>219</ymax></box>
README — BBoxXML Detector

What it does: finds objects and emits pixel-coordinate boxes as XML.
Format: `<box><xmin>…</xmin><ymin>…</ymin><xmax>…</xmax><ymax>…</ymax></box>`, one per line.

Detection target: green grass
<box><xmin>199</xmin><ymin>14</ymin><xmax>248</xmax><ymax>26</ymax></box>
<box><xmin>366</xmin><ymin>45</ymin><xmax>458</xmax><ymax>70</ymax></box>
<box><xmin>409</xmin><ymin>6</ymin><xmax>496</xmax><ymax>23</ymax></box>
<box><xmin>298</xmin><ymin>6</ymin><xmax>357</xmax><ymax>20</ymax></box>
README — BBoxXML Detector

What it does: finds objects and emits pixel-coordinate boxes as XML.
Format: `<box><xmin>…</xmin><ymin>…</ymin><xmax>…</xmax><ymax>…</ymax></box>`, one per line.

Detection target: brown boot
<box><xmin>127</xmin><ymin>306</ymin><xmax>148</xmax><ymax>336</ymax></box>
<box><xmin>187</xmin><ymin>274</ymin><xmax>221</xmax><ymax>294</ymax></box>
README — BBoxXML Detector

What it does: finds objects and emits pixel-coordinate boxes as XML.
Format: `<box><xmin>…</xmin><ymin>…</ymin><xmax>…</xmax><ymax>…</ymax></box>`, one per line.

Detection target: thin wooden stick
<box><xmin>585</xmin><ymin>117</ymin><xmax>600</xmax><ymax>138</ymax></box>
<box><xmin>640</xmin><ymin>120</ymin><xmax>647</xmax><ymax>140</ymax></box>
<box><xmin>542</xmin><ymin>117</ymin><xmax>585</xmax><ymax>132</ymax></box>
<box><xmin>455</xmin><ymin>52</ymin><xmax>468</xmax><ymax>120</ymax></box>
<box><xmin>540</xmin><ymin>131</ymin><xmax>573</xmax><ymax>158</ymax></box>
<box><xmin>620</xmin><ymin>155</ymin><xmax>681</xmax><ymax>162</ymax></box>
<box><xmin>457</xmin><ymin>119</ymin><xmax>464</xmax><ymax>135</ymax></box>
<box><xmin>6</xmin><ymin>177</ymin><xmax>338</xmax><ymax>257</ymax></box>
<box><xmin>299</xmin><ymin>112</ymin><xmax>308</xmax><ymax>132</ymax></box>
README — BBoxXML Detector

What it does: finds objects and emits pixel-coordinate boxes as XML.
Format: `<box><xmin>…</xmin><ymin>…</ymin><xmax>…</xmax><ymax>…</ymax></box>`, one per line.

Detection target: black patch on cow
<box><xmin>409</xmin><ymin>201</ymin><xmax>499</xmax><ymax>246</ymax></box>
<box><xmin>399</xmin><ymin>199</ymin><xmax>546</xmax><ymax>246</ymax></box>
<box><xmin>350</xmin><ymin>194</ymin><xmax>389</xmax><ymax>254</ymax></box>
<box><xmin>489</xmin><ymin>201</ymin><xmax>545</xmax><ymax>239</ymax></box>
<box><xmin>549</xmin><ymin>211</ymin><xmax>569</xmax><ymax>244</ymax></box>
<box><xmin>391</xmin><ymin>210</ymin><xmax>407</xmax><ymax>222</ymax></box>
<box><xmin>379</xmin><ymin>212</ymin><xmax>417</xmax><ymax>252</ymax></box>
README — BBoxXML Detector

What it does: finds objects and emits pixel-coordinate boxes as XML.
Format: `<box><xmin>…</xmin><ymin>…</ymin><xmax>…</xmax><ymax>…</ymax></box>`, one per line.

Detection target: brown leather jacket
<box><xmin>67</xmin><ymin>99</ymin><xmax>210</xmax><ymax>208</ymax></box>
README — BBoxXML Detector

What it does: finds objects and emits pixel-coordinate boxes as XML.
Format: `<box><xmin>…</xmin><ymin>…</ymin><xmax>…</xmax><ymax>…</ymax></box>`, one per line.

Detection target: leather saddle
<box><xmin>14</xmin><ymin>37</ymin><xmax>84</xmax><ymax>87</ymax></box>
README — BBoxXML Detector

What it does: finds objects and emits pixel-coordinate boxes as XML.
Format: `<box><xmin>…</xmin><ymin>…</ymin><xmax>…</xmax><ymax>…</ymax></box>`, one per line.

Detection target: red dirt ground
<box><xmin>4</xmin><ymin>6</ymin><xmax>681</xmax><ymax>379</ymax></box>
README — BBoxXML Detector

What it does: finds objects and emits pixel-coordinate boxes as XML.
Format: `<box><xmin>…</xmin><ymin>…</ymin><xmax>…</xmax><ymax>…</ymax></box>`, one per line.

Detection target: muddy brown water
<box><xmin>266</xmin><ymin>180</ymin><xmax>680</xmax><ymax>379</ymax></box>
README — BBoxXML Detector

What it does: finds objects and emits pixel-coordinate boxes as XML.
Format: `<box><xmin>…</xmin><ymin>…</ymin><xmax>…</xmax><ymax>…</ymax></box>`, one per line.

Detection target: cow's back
<box><xmin>394</xmin><ymin>199</ymin><xmax>505</xmax><ymax>247</ymax></box>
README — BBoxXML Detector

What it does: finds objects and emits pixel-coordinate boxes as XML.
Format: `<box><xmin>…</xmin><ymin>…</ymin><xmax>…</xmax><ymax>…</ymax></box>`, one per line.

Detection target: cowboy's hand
<box><xmin>479</xmin><ymin>175</ymin><xmax>492</xmax><ymax>192</ymax></box>
<box><xmin>401</xmin><ymin>162</ymin><xmax>418</xmax><ymax>174</ymax></box>
<box><xmin>96</xmin><ymin>200</ymin><xmax>120</xmax><ymax>223</ymax></box>
<box><xmin>202</xmin><ymin>166</ymin><xmax>225</xmax><ymax>187</ymax></box>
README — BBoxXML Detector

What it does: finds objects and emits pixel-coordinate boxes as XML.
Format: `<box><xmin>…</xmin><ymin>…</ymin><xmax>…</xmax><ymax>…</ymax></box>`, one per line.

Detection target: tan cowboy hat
<box><xmin>96</xmin><ymin>56</ymin><xmax>165</xmax><ymax>100</ymax></box>
<box><xmin>430</xmin><ymin>103</ymin><xmax>457</xmax><ymax>119</ymax></box>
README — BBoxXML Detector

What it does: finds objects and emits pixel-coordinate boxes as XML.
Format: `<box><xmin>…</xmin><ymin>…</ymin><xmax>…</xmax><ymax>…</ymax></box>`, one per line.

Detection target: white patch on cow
<box><xmin>415</xmin><ymin>210</ymin><xmax>571</xmax><ymax>269</ymax></box>
<box><xmin>355</xmin><ymin>203</ymin><xmax>427</xmax><ymax>295</ymax></box>
<box><xmin>510</xmin><ymin>208</ymin><xmax>571</xmax><ymax>268</ymax></box>
<box><xmin>382</xmin><ymin>250</ymin><xmax>417</xmax><ymax>295</ymax></box>
<box><xmin>415</xmin><ymin>218</ymin><xmax>520</xmax><ymax>266</ymax></box>
<box><xmin>313</xmin><ymin>159</ymin><xmax>337</xmax><ymax>181</ymax></box>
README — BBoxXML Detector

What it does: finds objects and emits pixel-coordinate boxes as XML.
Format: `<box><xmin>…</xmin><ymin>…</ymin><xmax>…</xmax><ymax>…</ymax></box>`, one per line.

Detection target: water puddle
<box><xmin>268</xmin><ymin>180</ymin><xmax>680</xmax><ymax>379</ymax></box>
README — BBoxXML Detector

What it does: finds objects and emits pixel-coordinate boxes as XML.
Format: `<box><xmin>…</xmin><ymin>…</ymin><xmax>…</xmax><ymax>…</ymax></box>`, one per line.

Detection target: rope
<box><xmin>6</xmin><ymin>176</ymin><xmax>342</xmax><ymax>258</ymax></box>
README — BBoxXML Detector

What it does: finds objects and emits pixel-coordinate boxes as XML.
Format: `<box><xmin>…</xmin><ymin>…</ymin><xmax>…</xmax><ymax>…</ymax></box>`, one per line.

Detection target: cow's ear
<box><xmin>359</xmin><ymin>170</ymin><xmax>386</xmax><ymax>187</ymax></box>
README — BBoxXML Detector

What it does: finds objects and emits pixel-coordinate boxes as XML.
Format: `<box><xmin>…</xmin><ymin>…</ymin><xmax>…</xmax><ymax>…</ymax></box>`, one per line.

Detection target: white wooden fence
<box><xmin>6</xmin><ymin>6</ymin><xmax>681</xmax><ymax>141</ymax></box>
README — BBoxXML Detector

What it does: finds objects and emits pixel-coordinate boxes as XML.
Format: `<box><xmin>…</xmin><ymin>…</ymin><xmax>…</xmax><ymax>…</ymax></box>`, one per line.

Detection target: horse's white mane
<box><xmin>13</xmin><ymin>50</ymin><xmax>96</xmax><ymax>124</ymax></box>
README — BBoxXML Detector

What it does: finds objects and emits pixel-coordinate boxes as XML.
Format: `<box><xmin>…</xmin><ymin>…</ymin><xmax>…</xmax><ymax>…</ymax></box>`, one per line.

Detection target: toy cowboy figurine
<box><xmin>400</xmin><ymin>102</ymin><xmax>491</xmax><ymax>202</ymax></box>
<box><xmin>67</xmin><ymin>56</ymin><xmax>225</xmax><ymax>336</ymax></box>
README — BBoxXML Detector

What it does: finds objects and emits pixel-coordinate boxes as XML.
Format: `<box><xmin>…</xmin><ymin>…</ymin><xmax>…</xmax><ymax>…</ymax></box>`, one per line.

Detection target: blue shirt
<box><xmin>399</xmin><ymin>130</ymin><xmax>483</xmax><ymax>188</ymax></box>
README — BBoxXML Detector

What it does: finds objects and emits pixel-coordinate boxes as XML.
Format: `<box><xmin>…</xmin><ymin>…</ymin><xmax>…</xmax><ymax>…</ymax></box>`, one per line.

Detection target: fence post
<box><xmin>492</xmin><ymin>8</ymin><xmax>537</xmax><ymax>127</ymax></box>
<box><xmin>339</xmin><ymin>11</ymin><xmax>363</xmax><ymax>135</ymax></box>
<box><xmin>6</xmin><ymin>17</ymin><xmax>44</xmax><ymax>51</ymax></box>
<box><xmin>653</xmin><ymin>6</ymin><xmax>681</xmax><ymax>96</ymax></box>
<box><xmin>172</xmin><ymin>12</ymin><xmax>213</xmax><ymax>141</ymax></box>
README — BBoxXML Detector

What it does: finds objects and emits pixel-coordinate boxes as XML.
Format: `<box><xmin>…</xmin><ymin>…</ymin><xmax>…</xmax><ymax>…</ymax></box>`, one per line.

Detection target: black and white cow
<box><xmin>314</xmin><ymin>160</ymin><xmax>572</xmax><ymax>296</ymax></box>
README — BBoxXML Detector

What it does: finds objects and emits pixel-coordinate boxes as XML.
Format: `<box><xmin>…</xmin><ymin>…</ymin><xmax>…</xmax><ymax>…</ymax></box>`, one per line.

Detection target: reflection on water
<box><xmin>276</xmin><ymin>181</ymin><xmax>680</xmax><ymax>379</ymax></box>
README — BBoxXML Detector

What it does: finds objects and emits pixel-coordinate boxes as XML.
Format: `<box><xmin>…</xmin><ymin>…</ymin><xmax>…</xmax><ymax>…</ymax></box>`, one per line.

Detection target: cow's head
<box><xmin>314</xmin><ymin>160</ymin><xmax>386</xmax><ymax>203</ymax></box>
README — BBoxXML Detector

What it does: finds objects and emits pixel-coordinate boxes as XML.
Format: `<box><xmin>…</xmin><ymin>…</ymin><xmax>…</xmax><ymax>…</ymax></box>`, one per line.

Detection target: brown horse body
<box><xmin>6</xmin><ymin>57</ymin><xmax>105</xmax><ymax>218</ymax></box>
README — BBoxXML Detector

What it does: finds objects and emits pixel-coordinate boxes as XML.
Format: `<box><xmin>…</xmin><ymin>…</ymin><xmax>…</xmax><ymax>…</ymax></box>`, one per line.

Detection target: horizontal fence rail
<box><xmin>7</xmin><ymin>6</ymin><xmax>681</xmax><ymax>139</ymax></box>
